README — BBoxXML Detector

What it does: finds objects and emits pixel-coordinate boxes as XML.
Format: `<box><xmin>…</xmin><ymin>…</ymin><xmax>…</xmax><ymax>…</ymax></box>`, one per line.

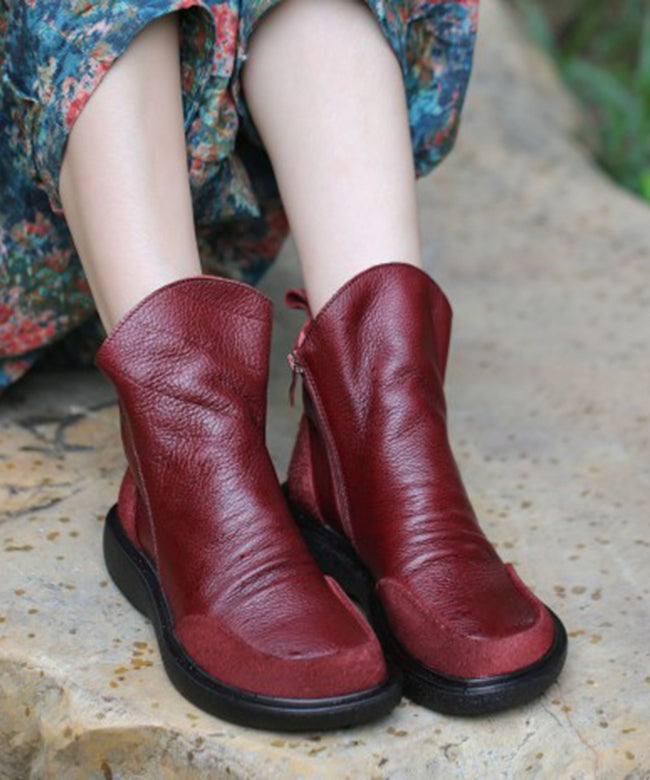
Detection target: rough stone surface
<box><xmin>1</xmin><ymin>1</ymin><xmax>649</xmax><ymax>778</ymax></box>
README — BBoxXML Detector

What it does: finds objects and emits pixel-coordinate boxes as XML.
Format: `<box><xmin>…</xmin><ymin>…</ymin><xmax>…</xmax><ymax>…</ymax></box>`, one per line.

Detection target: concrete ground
<box><xmin>1</xmin><ymin>1</ymin><xmax>649</xmax><ymax>778</ymax></box>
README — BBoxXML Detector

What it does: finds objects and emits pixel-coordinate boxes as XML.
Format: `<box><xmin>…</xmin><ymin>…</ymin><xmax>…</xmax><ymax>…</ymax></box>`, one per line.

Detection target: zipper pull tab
<box><xmin>285</xmin><ymin>288</ymin><xmax>312</xmax><ymax>317</ymax></box>
<box><xmin>287</xmin><ymin>350</ymin><xmax>304</xmax><ymax>406</ymax></box>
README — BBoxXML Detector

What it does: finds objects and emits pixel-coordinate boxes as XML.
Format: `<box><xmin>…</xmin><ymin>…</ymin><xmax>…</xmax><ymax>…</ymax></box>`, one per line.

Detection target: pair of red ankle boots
<box><xmin>96</xmin><ymin>263</ymin><xmax>566</xmax><ymax>731</ymax></box>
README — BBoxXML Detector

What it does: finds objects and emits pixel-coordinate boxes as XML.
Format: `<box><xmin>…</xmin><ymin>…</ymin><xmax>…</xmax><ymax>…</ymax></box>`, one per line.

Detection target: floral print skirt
<box><xmin>0</xmin><ymin>0</ymin><xmax>479</xmax><ymax>393</ymax></box>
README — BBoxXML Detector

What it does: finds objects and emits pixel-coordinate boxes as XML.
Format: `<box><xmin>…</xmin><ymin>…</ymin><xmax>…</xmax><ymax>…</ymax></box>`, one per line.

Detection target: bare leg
<box><xmin>59</xmin><ymin>12</ymin><xmax>201</xmax><ymax>333</ymax></box>
<box><xmin>241</xmin><ymin>0</ymin><xmax>422</xmax><ymax>315</ymax></box>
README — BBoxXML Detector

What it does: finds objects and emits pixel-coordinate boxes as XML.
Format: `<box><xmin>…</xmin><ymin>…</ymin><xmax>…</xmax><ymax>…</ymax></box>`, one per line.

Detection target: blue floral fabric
<box><xmin>0</xmin><ymin>0</ymin><xmax>479</xmax><ymax>393</ymax></box>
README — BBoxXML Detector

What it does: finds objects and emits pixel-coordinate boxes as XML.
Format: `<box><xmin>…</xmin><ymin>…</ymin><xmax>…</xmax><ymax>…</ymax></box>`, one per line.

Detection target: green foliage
<box><xmin>513</xmin><ymin>0</ymin><xmax>650</xmax><ymax>203</ymax></box>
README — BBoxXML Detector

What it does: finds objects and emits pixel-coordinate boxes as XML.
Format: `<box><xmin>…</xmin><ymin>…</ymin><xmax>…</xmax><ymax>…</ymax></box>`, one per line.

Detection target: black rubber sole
<box><xmin>102</xmin><ymin>504</ymin><xmax>402</xmax><ymax>731</ymax></box>
<box><xmin>284</xmin><ymin>488</ymin><xmax>568</xmax><ymax>716</ymax></box>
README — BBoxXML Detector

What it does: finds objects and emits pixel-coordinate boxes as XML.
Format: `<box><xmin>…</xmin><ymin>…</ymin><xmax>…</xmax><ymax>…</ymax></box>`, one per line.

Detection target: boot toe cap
<box><xmin>176</xmin><ymin>612</ymin><xmax>388</xmax><ymax>699</ymax></box>
<box><xmin>377</xmin><ymin>564</ymin><xmax>556</xmax><ymax>679</ymax></box>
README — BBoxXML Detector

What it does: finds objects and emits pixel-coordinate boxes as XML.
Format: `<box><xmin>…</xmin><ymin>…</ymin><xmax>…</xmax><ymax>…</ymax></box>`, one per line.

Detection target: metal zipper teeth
<box><xmin>287</xmin><ymin>351</ymin><xmax>358</xmax><ymax>548</ymax></box>
<box><xmin>287</xmin><ymin>349</ymin><xmax>304</xmax><ymax>375</ymax></box>
<box><xmin>287</xmin><ymin>349</ymin><xmax>304</xmax><ymax>405</ymax></box>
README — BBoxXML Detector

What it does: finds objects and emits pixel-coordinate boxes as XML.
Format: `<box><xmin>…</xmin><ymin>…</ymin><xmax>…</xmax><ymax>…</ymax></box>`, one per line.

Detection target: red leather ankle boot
<box><xmin>95</xmin><ymin>276</ymin><xmax>400</xmax><ymax>730</ymax></box>
<box><xmin>284</xmin><ymin>263</ymin><xmax>567</xmax><ymax>715</ymax></box>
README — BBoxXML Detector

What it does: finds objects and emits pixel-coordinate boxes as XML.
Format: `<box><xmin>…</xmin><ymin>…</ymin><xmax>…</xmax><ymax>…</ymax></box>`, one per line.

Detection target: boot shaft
<box><xmin>286</xmin><ymin>263</ymin><xmax>479</xmax><ymax>573</ymax></box>
<box><xmin>95</xmin><ymin>276</ymin><xmax>311</xmax><ymax>618</ymax></box>
<box><xmin>96</xmin><ymin>276</ymin><xmax>274</xmax><ymax>430</ymax></box>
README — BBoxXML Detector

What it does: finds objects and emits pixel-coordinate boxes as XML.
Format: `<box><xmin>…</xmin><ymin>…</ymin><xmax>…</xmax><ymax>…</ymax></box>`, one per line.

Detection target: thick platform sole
<box><xmin>285</xmin><ymin>489</ymin><xmax>568</xmax><ymax>716</ymax></box>
<box><xmin>102</xmin><ymin>504</ymin><xmax>402</xmax><ymax>731</ymax></box>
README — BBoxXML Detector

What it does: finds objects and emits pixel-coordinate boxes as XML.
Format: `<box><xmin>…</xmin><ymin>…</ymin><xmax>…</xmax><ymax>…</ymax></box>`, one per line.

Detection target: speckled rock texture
<box><xmin>1</xmin><ymin>1</ymin><xmax>649</xmax><ymax>778</ymax></box>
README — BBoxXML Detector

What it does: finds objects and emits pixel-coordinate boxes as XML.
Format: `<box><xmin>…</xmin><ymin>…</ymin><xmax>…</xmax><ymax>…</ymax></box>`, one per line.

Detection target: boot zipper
<box><xmin>287</xmin><ymin>349</ymin><xmax>304</xmax><ymax>406</ymax></box>
<box><xmin>286</xmin><ymin>348</ymin><xmax>358</xmax><ymax>548</ymax></box>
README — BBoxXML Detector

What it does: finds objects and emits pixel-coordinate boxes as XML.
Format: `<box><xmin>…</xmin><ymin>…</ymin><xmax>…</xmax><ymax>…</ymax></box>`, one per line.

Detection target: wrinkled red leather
<box><xmin>286</xmin><ymin>263</ymin><xmax>555</xmax><ymax>678</ymax></box>
<box><xmin>95</xmin><ymin>276</ymin><xmax>387</xmax><ymax>697</ymax></box>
